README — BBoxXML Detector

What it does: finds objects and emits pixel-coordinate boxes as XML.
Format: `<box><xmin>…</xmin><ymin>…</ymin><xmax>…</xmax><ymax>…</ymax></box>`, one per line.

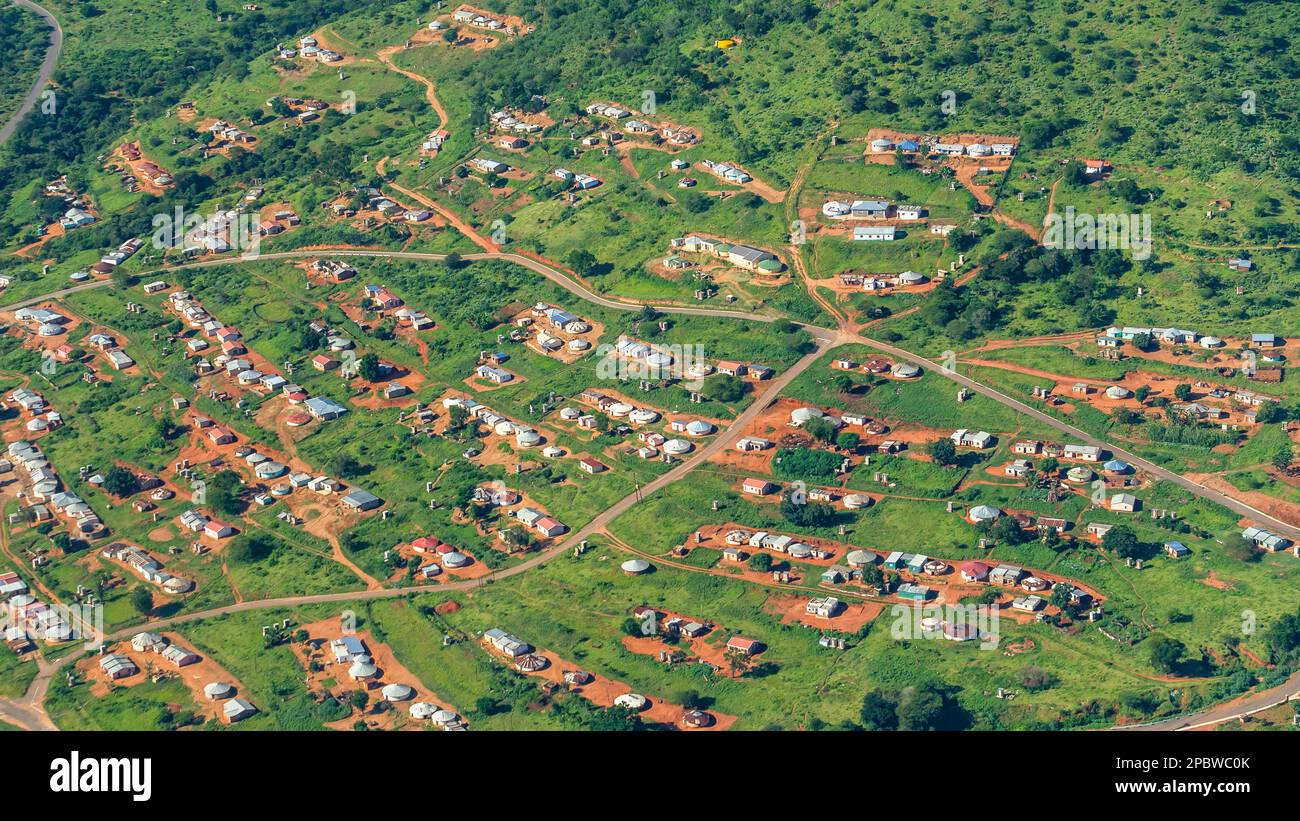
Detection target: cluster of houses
<box><xmin>442</xmin><ymin>394</ymin><xmax>548</xmax><ymax>455</ymax></box>
<box><xmin>257</xmin><ymin>207</ymin><xmax>300</xmax><ymax>237</ymax></box>
<box><xmin>82</xmin><ymin>332</ymin><xmax>135</xmax><ymax>372</ymax></box>
<box><xmin>363</xmin><ymin>282</ymin><xmax>434</xmax><ymax>331</ymax></box>
<box><xmin>489</xmin><ymin>108</ymin><xmax>543</xmax><ymax>135</ymax></box>
<box><xmin>408</xmin><ymin>536</ymin><xmax>471</xmax><ymax>577</ymax></box>
<box><xmin>179</xmin><ymin>210</ymin><xmax>245</xmax><ymax>255</ymax></box>
<box><xmin>1098</xmin><ymin>326</ymin><xmax>1285</xmax><ymax>354</ymax></box>
<box><xmin>511</xmin><ymin>505</ymin><xmax>569</xmax><ymax>540</ymax></box>
<box><xmin>869</xmin><ymin>136</ymin><xmax>1016</xmax><ymax>158</ymax></box>
<box><xmin>828</xmin><ymin>356</ymin><xmax>921</xmax><ymax>380</ymax></box>
<box><xmin>167</xmin><ymin>289</ymin><xmax>282</xmax><ymax>391</ymax></box>
<box><xmin>310</xmin><ymin>259</ymin><xmax>357</xmax><ymax>283</ymax></box>
<box><xmin>723</xmin><ymin>528</ymin><xmax>837</xmax><ymax>563</ymax></box>
<box><xmin>41</xmin><ymin>176</ymin><xmax>97</xmax><ymax>231</ymax></box>
<box><xmin>574</xmin><ymin>388</ymin><xmax>662</xmax><ymax>428</ymax></box>
<box><xmin>1098</xmin><ymin>328</ymin><xmax>1286</xmax><ymax>389</ymax></box>
<box><xmin>3</xmin><ymin>440</ymin><xmax>104</xmax><ymax>537</ymax></box>
<box><xmin>6</xmin><ymin>589</ymin><xmax>73</xmax><ymax>647</ymax></box>
<box><xmin>0</xmin><ymin>572</ymin><xmax>36</xmax><ymax>653</ymax></box>
<box><xmin>267</xmin><ymin>95</ymin><xmax>330</xmax><ymax>125</ymax></box>
<box><xmin>551</xmin><ymin>167</ymin><xmax>603</xmax><ymax>190</ymax></box>
<box><xmin>1012</xmin><ymin>439</ymin><xmax>1104</xmax><ymax>462</ymax></box>
<box><xmin>515</xmin><ymin>301</ymin><xmax>593</xmax><ymax>355</ymax></box>
<box><xmin>609</xmin><ymin>334</ymin><xmax>772</xmax><ymax>382</ymax></box>
<box><xmin>585</xmin><ymin>101</ymin><xmax>631</xmax><ymax>120</ymax></box>
<box><xmin>282</xmin><ymin>35</ymin><xmax>344</xmax><ymax>62</ymax></box>
<box><xmin>102</xmin><ymin>543</ymin><xmax>194</xmax><ymax>594</ymax></box>
<box><xmin>670</xmin><ymin>235</ymin><xmax>784</xmax><ymax>274</ymax></box>
<box><xmin>822</xmin><ymin>200</ymin><xmax>926</xmax><ymax>221</ymax></box>
<box><xmin>330</xmin><ymin>634</ymin><xmax>461</xmax><ymax>726</ymax></box>
<box><xmin>130</xmin><ymin>632</ymin><xmax>200</xmax><ymax>668</ymax></box>
<box><xmin>837</xmin><ymin>270</ymin><xmax>928</xmax><ymax>291</ymax></box>
<box><xmin>166</xmin><ymin>288</ymin><xmax>352</xmax><ymax>421</ymax></box>
<box><xmin>14</xmin><ymin>305</ymin><xmax>70</xmax><ymax>339</ymax></box>
<box><xmin>118</xmin><ymin>143</ymin><xmax>174</xmax><ymax>188</ymax></box>
<box><xmin>100</xmin><ymin>240</ymin><xmax>147</xmax><ymax>284</ymax></box>
<box><xmin>698</xmin><ymin>159</ymin><xmax>752</xmax><ymax>184</ymax></box>
<box><xmin>582</xmin><ymin>101</ymin><xmax>697</xmax><ymax>145</ymax></box>
<box><xmin>110</xmin><ymin>635</ymin><xmax>256</xmax><ymax>722</ymax></box>
<box><xmin>452</xmin><ymin>6</ymin><xmax>516</xmax><ymax>33</ymax></box>
<box><xmin>631</xmin><ymin>605</ymin><xmax>712</xmax><ymax>640</ymax></box>
<box><xmin>324</xmin><ymin>185</ymin><xmax>393</xmax><ymax>220</ymax></box>
<box><xmin>205</xmin><ymin>119</ymin><xmax>256</xmax><ymax>147</ymax></box>
<box><xmin>198</xmin><ymin>415</ymin><xmax>382</xmax><ymax>511</ymax></box>
<box><xmin>5</xmin><ymin>386</ymin><xmax>61</xmax><ymax>435</ymax></box>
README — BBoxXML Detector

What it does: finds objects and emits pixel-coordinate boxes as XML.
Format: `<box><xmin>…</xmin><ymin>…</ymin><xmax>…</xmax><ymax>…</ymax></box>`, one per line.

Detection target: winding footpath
<box><xmin>0</xmin><ymin>1</ymin><xmax>62</xmax><ymax>146</ymax></box>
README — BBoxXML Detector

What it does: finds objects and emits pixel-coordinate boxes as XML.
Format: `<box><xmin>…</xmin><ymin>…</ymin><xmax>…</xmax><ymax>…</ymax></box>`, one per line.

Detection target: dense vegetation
<box><xmin>0</xmin><ymin>4</ymin><xmax>51</xmax><ymax>127</ymax></box>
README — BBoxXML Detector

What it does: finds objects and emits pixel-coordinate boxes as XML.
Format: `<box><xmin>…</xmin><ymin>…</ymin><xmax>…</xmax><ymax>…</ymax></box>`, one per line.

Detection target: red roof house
<box><xmin>726</xmin><ymin>636</ymin><xmax>762</xmax><ymax>656</ymax></box>
<box><xmin>960</xmin><ymin>561</ymin><xmax>991</xmax><ymax>582</ymax></box>
<box><xmin>204</xmin><ymin>520</ymin><xmax>235</xmax><ymax>539</ymax></box>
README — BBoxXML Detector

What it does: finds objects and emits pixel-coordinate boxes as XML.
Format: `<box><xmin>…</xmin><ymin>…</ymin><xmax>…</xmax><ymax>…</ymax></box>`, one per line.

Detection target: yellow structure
<box><xmin>715</xmin><ymin>39</ymin><xmax>735</xmax><ymax>49</ymax></box>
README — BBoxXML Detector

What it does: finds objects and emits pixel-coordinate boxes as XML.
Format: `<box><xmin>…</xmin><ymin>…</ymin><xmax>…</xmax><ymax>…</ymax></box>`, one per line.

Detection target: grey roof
<box><xmin>342</xmin><ymin>488</ymin><xmax>381</xmax><ymax>508</ymax></box>
<box><xmin>305</xmin><ymin>396</ymin><xmax>348</xmax><ymax>417</ymax></box>
<box><xmin>728</xmin><ymin>244</ymin><xmax>773</xmax><ymax>264</ymax></box>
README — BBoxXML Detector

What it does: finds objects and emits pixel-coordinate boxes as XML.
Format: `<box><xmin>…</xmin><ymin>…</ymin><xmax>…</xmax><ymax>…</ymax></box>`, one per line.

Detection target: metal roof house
<box><xmin>305</xmin><ymin>396</ymin><xmax>349</xmax><ymax>420</ymax></box>
<box><xmin>853</xmin><ymin>226</ymin><xmax>896</xmax><ymax>241</ymax></box>
<box><xmin>990</xmin><ymin>565</ymin><xmax>1024</xmax><ymax>586</ymax></box>
<box><xmin>727</xmin><ymin>244</ymin><xmax>777</xmax><ymax>270</ymax></box>
<box><xmin>896</xmin><ymin>583</ymin><xmax>933</xmax><ymax>602</ymax></box>
<box><xmin>341</xmin><ymin>488</ymin><xmax>382</xmax><ymax>511</ymax></box>
<box><xmin>1242</xmin><ymin>526</ymin><xmax>1291</xmax><ymax>552</ymax></box>
<box><xmin>223</xmin><ymin>698</ymin><xmax>258</xmax><ymax>722</ymax></box>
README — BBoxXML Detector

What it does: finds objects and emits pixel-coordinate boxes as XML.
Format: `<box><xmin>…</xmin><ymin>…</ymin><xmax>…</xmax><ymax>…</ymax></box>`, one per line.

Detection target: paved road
<box><xmin>1111</xmin><ymin>669</ymin><xmax>1300</xmax><ymax>731</ymax></box>
<box><xmin>0</xmin><ymin>659</ymin><xmax>55</xmax><ymax>731</ymax></box>
<box><xmin>0</xmin><ymin>1</ymin><xmax>62</xmax><ymax>146</ymax></box>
